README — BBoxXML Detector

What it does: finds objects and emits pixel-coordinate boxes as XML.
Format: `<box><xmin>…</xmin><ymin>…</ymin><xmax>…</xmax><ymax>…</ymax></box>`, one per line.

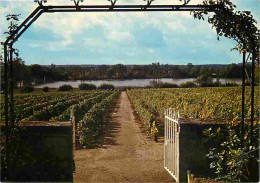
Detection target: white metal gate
<box><xmin>164</xmin><ymin>108</ymin><xmax>180</xmax><ymax>182</ymax></box>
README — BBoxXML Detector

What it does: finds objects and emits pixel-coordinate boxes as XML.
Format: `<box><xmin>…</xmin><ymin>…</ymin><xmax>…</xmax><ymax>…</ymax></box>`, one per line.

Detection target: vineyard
<box><xmin>1</xmin><ymin>87</ymin><xmax>259</xmax><ymax>141</ymax></box>
<box><xmin>127</xmin><ymin>87</ymin><xmax>259</xmax><ymax>132</ymax></box>
<box><xmin>0</xmin><ymin>90</ymin><xmax>120</xmax><ymax>147</ymax></box>
<box><xmin>1</xmin><ymin>87</ymin><xmax>259</xmax><ymax>182</ymax></box>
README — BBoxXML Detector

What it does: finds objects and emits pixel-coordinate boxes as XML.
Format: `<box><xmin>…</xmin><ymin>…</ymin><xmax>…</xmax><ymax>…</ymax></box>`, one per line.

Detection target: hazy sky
<box><xmin>0</xmin><ymin>0</ymin><xmax>259</xmax><ymax>65</ymax></box>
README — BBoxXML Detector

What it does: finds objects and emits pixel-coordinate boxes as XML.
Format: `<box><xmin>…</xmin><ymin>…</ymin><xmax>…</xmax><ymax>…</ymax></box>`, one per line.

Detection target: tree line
<box><xmin>62</xmin><ymin>62</ymin><xmax>253</xmax><ymax>80</ymax></box>
<box><xmin>0</xmin><ymin>58</ymin><xmax>68</xmax><ymax>89</ymax></box>
<box><xmin>1</xmin><ymin>58</ymin><xmax>258</xmax><ymax>88</ymax></box>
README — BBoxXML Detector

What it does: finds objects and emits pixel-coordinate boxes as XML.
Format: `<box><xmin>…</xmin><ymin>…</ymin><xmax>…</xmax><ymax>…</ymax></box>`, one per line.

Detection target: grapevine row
<box><xmin>77</xmin><ymin>91</ymin><xmax>120</xmax><ymax>147</ymax></box>
<box><xmin>20</xmin><ymin>91</ymin><xmax>105</xmax><ymax>122</ymax></box>
<box><xmin>127</xmin><ymin>87</ymin><xmax>259</xmax><ymax>135</ymax></box>
<box><xmin>51</xmin><ymin>92</ymin><xmax>113</xmax><ymax>123</ymax></box>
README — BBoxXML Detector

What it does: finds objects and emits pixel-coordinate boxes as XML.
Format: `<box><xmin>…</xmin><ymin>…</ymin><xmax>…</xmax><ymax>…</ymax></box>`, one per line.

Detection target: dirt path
<box><xmin>74</xmin><ymin>92</ymin><xmax>173</xmax><ymax>183</ymax></box>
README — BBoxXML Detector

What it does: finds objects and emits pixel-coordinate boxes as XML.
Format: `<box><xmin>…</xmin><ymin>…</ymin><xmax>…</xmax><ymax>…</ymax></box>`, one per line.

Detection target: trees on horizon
<box><xmin>0</xmin><ymin>59</ymin><xmax>255</xmax><ymax>88</ymax></box>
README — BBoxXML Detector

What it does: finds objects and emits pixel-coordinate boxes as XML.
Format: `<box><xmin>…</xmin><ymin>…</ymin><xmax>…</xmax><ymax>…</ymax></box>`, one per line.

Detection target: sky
<box><xmin>0</xmin><ymin>0</ymin><xmax>259</xmax><ymax>65</ymax></box>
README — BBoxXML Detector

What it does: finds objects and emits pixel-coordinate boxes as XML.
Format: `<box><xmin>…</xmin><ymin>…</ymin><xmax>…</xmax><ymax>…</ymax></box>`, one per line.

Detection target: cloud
<box><xmin>0</xmin><ymin>0</ymin><xmax>37</xmax><ymax>41</ymax></box>
<box><xmin>26</xmin><ymin>39</ymin><xmax>73</xmax><ymax>51</ymax></box>
<box><xmin>1</xmin><ymin>0</ymin><xmax>258</xmax><ymax>65</ymax></box>
<box><xmin>27</xmin><ymin>42</ymin><xmax>42</xmax><ymax>48</ymax></box>
<box><xmin>83</xmin><ymin>37</ymin><xmax>110</xmax><ymax>47</ymax></box>
<box><xmin>147</xmin><ymin>48</ymin><xmax>155</xmax><ymax>53</ymax></box>
<box><xmin>1</xmin><ymin>0</ymin><xmax>207</xmax><ymax>48</ymax></box>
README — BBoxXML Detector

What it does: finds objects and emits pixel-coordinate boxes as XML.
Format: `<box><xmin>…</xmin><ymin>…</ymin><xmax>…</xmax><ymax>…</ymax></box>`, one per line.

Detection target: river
<box><xmin>34</xmin><ymin>78</ymin><xmax>242</xmax><ymax>88</ymax></box>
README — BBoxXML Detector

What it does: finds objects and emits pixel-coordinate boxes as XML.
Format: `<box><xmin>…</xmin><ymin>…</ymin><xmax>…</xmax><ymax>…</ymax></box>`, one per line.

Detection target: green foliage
<box><xmin>150</xmin><ymin>81</ymin><xmax>179</xmax><ymax>88</ymax></box>
<box><xmin>191</xmin><ymin>2</ymin><xmax>260</xmax><ymax>177</ymax></box>
<box><xmin>98</xmin><ymin>83</ymin><xmax>115</xmax><ymax>90</ymax></box>
<box><xmin>1</xmin><ymin>62</ymin><xmax>252</xmax><ymax>85</ymax></box>
<box><xmin>60</xmin><ymin>63</ymin><xmax>249</xmax><ymax>81</ymax></box>
<box><xmin>128</xmin><ymin>87</ymin><xmax>259</xmax><ymax>181</ymax></box>
<box><xmin>255</xmin><ymin>65</ymin><xmax>259</xmax><ymax>85</ymax></box>
<box><xmin>196</xmin><ymin>68</ymin><xmax>214</xmax><ymax>87</ymax></box>
<box><xmin>127</xmin><ymin>90</ymin><xmax>157</xmax><ymax>135</ymax></box>
<box><xmin>151</xmin><ymin>121</ymin><xmax>159</xmax><ymax>142</ymax></box>
<box><xmin>204</xmin><ymin>121</ymin><xmax>259</xmax><ymax>182</ymax></box>
<box><xmin>42</xmin><ymin>86</ymin><xmax>50</xmax><ymax>92</ymax></box>
<box><xmin>224</xmin><ymin>82</ymin><xmax>239</xmax><ymax>87</ymax></box>
<box><xmin>180</xmin><ymin>81</ymin><xmax>197</xmax><ymax>88</ymax></box>
<box><xmin>222</xmin><ymin>63</ymin><xmax>250</xmax><ymax>78</ymax></box>
<box><xmin>1</xmin><ymin>61</ymin><xmax>69</xmax><ymax>87</ymax></box>
<box><xmin>4</xmin><ymin>14</ymin><xmax>20</xmax><ymax>40</ymax></box>
<box><xmin>77</xmin><ymin>91</ymin><xmax>120</xmax><ymax>148</ymax></box>
<box><xmin>1</xmin><ymin>125</ymin><xmax>73</xmax><ymax>182</ymax></box>
<box><xmin>1</xmin><ymin>126</ymin><xmax>29</xmax><ymax>181</ymax></box>
<box><xmin>0</xmin><ymin>90</ymin><xmax>117</xmax><ymax>124</ymax></box>
<box><xmin>78</xmin><ymin>83</ymin><xmax>97</xmax><ymax>90</ymax></box>
<box><xmin>51</xmin><ymin>91</ymin><xmax>111</xmax><ymax>124</ymax></box>
<box><xmin>58</xmin><ymin>84</ymin><xmax>73</xmax><ymax>91</ymax></box>
<box><xmin>192</xmin><ymin>0</ymin><xmax>259</xmax><ymax>53</ymax></box>
<box><xmin>20</xmin><ymin>92</ymin><xmax>99</xmax><ymax>121</ymax></box>
<box><xmin>127</xmin><ymin>87</ymin><xmax>259</xmax><ymax>121</ymax></box>
<box><xmin>5</xmin><ymin>93</ymin><xmax>73</xmax><ymax>121</ymax></box>
<box><xmin>160</xmin><ymin>82</ymin><xmax>179</xmax><ymax>88</ymax></box>
<box><xmin>20</xmin><ymin>85</ymin><xmax>34</xmax><ymax>94</ymax></box>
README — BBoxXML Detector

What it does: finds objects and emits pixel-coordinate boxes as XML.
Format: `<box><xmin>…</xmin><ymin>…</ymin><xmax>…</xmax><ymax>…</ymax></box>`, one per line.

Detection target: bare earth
<box><xmin>74</xmin><ymin>92</ymin><xmax>173</xmax><ymax>183</ymax></box>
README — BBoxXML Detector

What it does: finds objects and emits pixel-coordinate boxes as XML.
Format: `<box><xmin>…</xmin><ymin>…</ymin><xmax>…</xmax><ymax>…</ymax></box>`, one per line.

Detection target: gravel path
<box><xmin>74</xmin><ymin>91</ymin><xmax>173</xmax><ymax>183</ymax></box>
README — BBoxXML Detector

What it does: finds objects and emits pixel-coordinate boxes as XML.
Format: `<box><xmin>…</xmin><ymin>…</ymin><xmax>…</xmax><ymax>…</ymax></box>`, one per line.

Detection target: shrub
<box><xmin>42</xmin><ymin>87</ymin><xmax>50</xmax><ymax>92</ymax></box>
<box><xmin>150</xmin><ymin>80</ymin><xmax>179</xmax><ymax>88</ymax></box>
<box><xmin>212</xmin><ymin>80</ymin><xmax>222</xmax><ymax>87</ymax></box>
<box><xmin>180</xmin><ymin>81</ymin><xmax>197</xmax><ymax>88</ymax></box>
<box><xmin>78</xmin><ymin>83</ymin><xmax>97</xmax><ymax>90</ymax></box>
<box><xmin>204</xmin><ymin>122</ymin><xmax>259</xmax><ymax>182</ymax></box>
<box><xmin>159</xmin><ymin>82</ymin><xmax>179</xmax><ymax>88</ymax></box>
<box><xmin>58</xmin><ymin>84</ymin><xmax>73</xmax><ymax>91</ymax></box>
<box><xmin>98</xmin><ymin>83</ymin><xmax>115</xmax><ymax>90</ymax></box>
<box><xmin>20</xmin><ymin>85</ymin><xmax>34</xmax><ymax>94</ymax></box>
<box><xmin>196</xmin><ymin>69</ymin><xmax>214</xmax><ymax>87</ymax></box>
<box><xmin>225</xmin><ymin>82</ymin><xmax>239</xmax><ymax>87</ymax></box>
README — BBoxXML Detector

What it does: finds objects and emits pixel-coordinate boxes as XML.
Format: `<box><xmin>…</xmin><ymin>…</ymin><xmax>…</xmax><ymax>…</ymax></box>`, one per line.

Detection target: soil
<box><xmin>74</xmin><ymin>91</ymin><xmax>173</xmax><ymax>183</ymax></box>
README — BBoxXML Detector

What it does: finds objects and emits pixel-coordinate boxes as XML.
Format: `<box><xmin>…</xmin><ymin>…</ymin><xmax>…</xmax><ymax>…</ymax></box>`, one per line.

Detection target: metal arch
<box><xmin>45</xmin><ymin>5</ymin><xmax>218</xmax><ymax>12</ymax></box>
<box><xmin>3</xmin><ymin>3</ymin><xmax>223</xmax><ymax>128</ymax></box>
<box><xmin>3</xmin><ymin>1</ymin><xmax>258</xmax><ymax>147</ymax></box>
<box><xmin>6</xmin><ymin>5</ymin><xmax>219</xmax><ymax>45</ymax></box>
<box><xmin>2</xmin><ymin>2</ymin><xmax>258</xmax><ymax>179</ymax></box>
<box><xmin>5</xmin><ymin>6</ymin><xmax>42</xmax><ymax>45</ymax></box>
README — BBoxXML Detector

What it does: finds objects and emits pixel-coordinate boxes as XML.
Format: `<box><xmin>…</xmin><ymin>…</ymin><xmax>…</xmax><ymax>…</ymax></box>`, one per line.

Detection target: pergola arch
<box><xmin>2</xmin><ymin>0</ymin><xmax>258</xmax><ymax>175</ymax></box>
<box><xmin>3</xmin><ymin>0</ymin><xmax>223</xmax><ymax>127</ymax></box>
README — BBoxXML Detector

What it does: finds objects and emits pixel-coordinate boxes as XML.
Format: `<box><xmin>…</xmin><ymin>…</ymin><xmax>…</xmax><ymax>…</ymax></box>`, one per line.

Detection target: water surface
<box><xmin>35</xmin><ymin>78</ymin><xmax>242</xmax><ymax>88</ymax></box>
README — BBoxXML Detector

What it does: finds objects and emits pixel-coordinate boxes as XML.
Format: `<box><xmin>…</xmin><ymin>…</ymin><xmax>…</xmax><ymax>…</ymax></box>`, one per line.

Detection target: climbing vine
<box><xmin>192</xmin><ymin>0</ymin><xmax>259</xmax><ymax>54</ymax></box>
<box><xmin>183</xmin><ymin>0</ymin><xmax>260</xmax><ymax>181</ymax></box>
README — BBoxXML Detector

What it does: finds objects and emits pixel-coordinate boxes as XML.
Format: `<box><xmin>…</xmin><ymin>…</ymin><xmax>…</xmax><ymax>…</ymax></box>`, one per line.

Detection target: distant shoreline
<box><xmin>34</xmin><ymin>78</ymin><xmax>242</xmax><ymax>88</ymax></box>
